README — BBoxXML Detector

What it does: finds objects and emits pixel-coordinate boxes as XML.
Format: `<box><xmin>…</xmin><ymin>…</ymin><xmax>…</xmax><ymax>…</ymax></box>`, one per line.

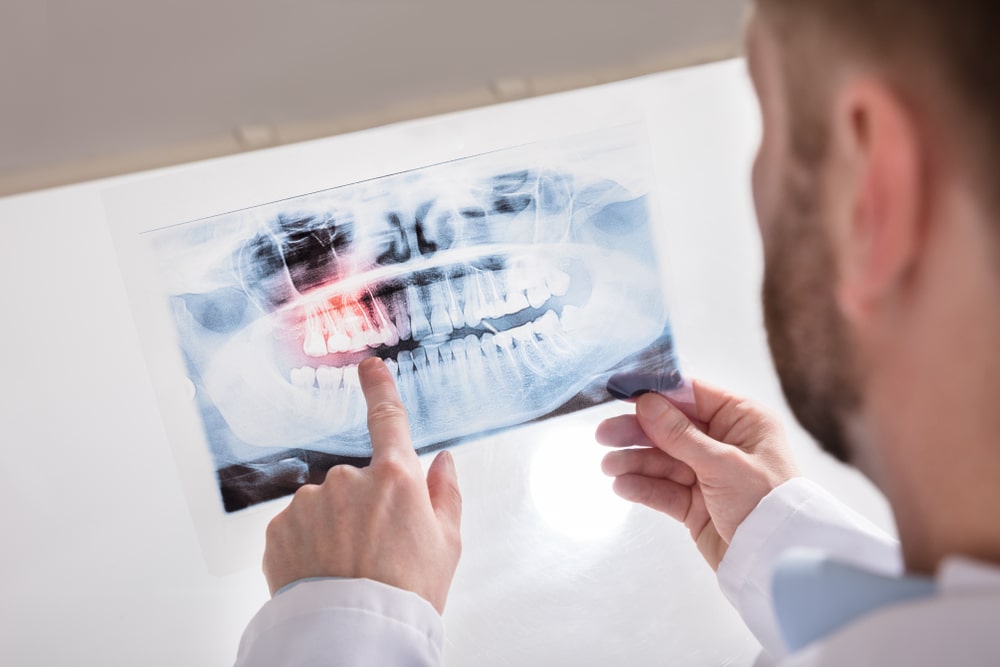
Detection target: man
<box><xmin>236</xmin><ymin>0</ymin><xmax>1000</xmax><ymax>663</ymax></box>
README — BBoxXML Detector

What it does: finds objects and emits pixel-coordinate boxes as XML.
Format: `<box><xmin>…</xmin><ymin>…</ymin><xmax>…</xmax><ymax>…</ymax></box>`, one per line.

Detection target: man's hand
<box><xmin>596</xmin><ymin>381</ymin><xmax>798</xmax><ymax>570</ymax></box>
<box><xmin>262</xmin><ymin>357</ymin><xmax>463</xmax><ymax>614</ymax></box>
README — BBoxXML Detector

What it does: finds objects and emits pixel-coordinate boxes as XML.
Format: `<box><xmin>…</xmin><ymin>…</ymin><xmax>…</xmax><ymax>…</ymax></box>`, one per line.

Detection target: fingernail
<box><xmin>637</xmin><ymin>394</ymin><xmax>670</xmax><ymax>421</ymax></box>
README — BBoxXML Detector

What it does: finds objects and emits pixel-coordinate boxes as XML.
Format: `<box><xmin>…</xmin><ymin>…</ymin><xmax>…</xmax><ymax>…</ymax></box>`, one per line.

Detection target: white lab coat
<box><xmin>235</xmin><ymin>478</ymin><xmax>1000</xmax><ymax>665</ymax></box>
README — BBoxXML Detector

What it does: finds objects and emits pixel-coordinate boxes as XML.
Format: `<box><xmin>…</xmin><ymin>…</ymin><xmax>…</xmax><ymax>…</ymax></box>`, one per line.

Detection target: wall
<box><xmin>1</xmin><ymin>0</ymin><xmax>745</xmax><ymax>195</ymax></box>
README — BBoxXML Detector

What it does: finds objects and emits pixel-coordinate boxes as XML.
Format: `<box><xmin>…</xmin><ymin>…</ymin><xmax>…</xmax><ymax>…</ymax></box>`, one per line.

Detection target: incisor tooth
<box><xmin>297</xmin><ymin>366</ymin><xmax>316</xmax><ymax>388</ymax></box>
<box><xmin>327</xmin><ymin>331</ymin><xmax>350</xmax><ymax>353</ymax></box>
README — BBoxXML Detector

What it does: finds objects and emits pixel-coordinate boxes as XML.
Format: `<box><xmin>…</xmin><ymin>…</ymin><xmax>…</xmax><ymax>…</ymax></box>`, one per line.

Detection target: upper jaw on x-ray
<box><xmin>161</xmin><ymin>164</ymin><xmax>668</xmax><ymax>458</ymax></box>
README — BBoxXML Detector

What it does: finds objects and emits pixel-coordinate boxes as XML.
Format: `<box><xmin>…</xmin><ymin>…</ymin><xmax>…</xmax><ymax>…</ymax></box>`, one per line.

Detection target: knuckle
<box><xmin>324</xmin><ymin>464</ymin><xmax>357</xmax><ymax>484</ymax></box>
<box><xmin>265</xmin><ymin>513</ymin><xmax>285</xmax><ymax>541</ymax></box>
<box><xmin>367</xmin><ymin>400</ymin><xmax>407</xmax><ymax>425</ymax></box>
<box><xmin>376</xmin><ymin>456</ymin><xmax>414</xmax><ymax>484</ymax></box>
<box><xmin>292</xmin><ymin>483</ymin><xmax>320</xmax><ymax>503</ymax></box>
<box><xmin>662</xmin><ymin>411</ymin><xmax>693</xmax><ymax>444</ymax></box>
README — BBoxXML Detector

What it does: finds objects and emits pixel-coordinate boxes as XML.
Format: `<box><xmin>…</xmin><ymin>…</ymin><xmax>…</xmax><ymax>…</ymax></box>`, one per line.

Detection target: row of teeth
<box><xmin>302</xmin><ymin>265</ymin><xmax>571</xmax><ymax>358</ymax></box>
<box><xmin>290</xmin><ymin>307</ymin><xmax>578</xmax><ymax>390</ymax></box>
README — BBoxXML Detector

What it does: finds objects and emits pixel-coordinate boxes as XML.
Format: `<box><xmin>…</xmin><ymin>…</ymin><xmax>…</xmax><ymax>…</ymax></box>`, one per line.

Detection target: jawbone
<box><xmin>202</xmin><ymin>243</ymin><xmax>666</xmax><ymax>455</ymax></box>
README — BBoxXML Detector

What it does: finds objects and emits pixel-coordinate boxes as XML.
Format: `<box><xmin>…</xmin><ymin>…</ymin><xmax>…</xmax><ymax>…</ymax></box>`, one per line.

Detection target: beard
<box><xmin>761</xmin><ymin>166</ymin><xmax>860</xmax><ymax>464</ymax></box>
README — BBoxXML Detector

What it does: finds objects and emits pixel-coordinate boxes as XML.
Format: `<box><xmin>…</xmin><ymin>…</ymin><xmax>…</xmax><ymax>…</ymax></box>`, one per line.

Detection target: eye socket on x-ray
<box><xmin>149</xmin><ymin>129</ymin><xmax>683</xmax><ymax>513</ymax></box>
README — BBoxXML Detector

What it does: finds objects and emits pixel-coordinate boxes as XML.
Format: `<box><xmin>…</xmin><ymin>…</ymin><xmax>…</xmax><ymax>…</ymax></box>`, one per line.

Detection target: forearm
<box><xmin>235</xmin><ymin>578</ymin><xmax>445</xmax><ymax>667</ymax></box>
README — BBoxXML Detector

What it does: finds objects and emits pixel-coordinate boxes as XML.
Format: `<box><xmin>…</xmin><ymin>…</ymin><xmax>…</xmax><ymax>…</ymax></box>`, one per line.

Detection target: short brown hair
<box><xmin>756</xmin><ymin>0</ymin><xmax>1000</xmax><ymax>210</ymax></box>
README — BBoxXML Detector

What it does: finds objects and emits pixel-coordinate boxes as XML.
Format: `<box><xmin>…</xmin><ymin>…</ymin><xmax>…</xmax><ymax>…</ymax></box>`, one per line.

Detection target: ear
<box><xmin>830</xmin><ymin>78</ymin><xmax>925</xmax><ymax>323</ymax></box>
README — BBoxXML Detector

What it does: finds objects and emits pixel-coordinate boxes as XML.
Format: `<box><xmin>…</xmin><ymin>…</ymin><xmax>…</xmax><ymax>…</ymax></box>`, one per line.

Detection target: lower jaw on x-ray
<box><xmin>151</xmin><ymin>130</ymin><xmax>683</xmax><ymax>512</ymax></box>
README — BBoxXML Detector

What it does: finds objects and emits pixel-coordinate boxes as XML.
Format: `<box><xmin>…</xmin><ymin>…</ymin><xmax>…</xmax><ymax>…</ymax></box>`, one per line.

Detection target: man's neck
<box><xmin>858</xmin><ymin>206</ymin><xmax>1000</xmax><ymax>575</ymax></box>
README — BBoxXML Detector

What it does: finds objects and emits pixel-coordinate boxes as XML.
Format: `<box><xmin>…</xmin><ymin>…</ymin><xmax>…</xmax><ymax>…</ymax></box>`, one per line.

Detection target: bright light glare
<box><xmin>529</xmin><ymin>423</ymin><xmax>632</xmax><ymax>540</ymax></box>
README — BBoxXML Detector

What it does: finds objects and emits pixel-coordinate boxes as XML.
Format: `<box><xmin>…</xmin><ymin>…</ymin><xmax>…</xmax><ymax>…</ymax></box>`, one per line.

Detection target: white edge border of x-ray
<box><xmin>101</xmin><ymin>72</ymin><xmax>681</xmax><ymax>576</ymax></box>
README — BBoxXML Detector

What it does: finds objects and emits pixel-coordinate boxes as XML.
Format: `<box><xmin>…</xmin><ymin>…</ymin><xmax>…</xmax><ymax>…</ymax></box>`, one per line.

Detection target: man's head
<box><xmin>746</xmin><ymin>2</ymin><xmax>1000</xmax><ymax>473</ymax></box>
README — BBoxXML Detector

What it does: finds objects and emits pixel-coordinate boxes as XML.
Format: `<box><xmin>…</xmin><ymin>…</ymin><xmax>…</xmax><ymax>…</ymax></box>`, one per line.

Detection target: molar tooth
<box><xmin>507</xmin><ymin>256</ymin><xmax>547</xmax><ymax>293</ymax></box>
<box><xmin>431</xmin><ymin>306</ymin><xmax>453</xmax><ymax>336</ymax></box>
<box><xmin>492</xmin><ymin>330</ymin><xmax>522</xmax><ymax>378</ymax></box>
<box><xmin>299</xmin><ymin>366</ymin><xmax>317</xmax><ymax>388</ymax></box>
<box><xmin>538</xmin><ymin>309</ymin><xmax>559</xmax><ymax>329</ymax></box>
<box><xmin>510</xmin><ymin>321</ymin><xmax>535</xmax><ymax>340</ymax></box>
<box><xmin>381</xmin><ymin>316</ymin><xmax>400</xmax><ymax>347</ymax></box>
<box><xmin>536</xmin><ymin>308</ymin><xmax>573</xmax><ymax>356</ymax></box>
<box><xmin>327</xmin><ymin>331</ymin><xmax>350</xmax><ymax>353</ymax></box>
<box><xmin>365</xmin><ymin>327</ymin><xmax>383</xmax><ymax>349</ymax></box>
<box><xmin>545</xmin><ymin>268</ymin><xmax>571</xmax><ymax>297</ymax></box>
<box><xmin>406</xmin><ymin>285</ymin><xmax>432</xmax><ymax>341</ymax></box>
<box><xmin>514</xmin><ymin>327</ymin><xmax>548</xmax><ymax>375</ymax></box>
<box><xmin>527</xmin><ymin>283</ymin><xmax>549</xmax><ymax>310</ymax></box>
<box><xmin>506</xmin><ymin>288</ymin><xmax>530</xmax><ymax>314</ymax></box>
<box><xmin>316</xmin><ymin>365</ymin><xmax>342</xmax><ymax>390</ymax></box>
<box><xmin>342</xmin><ymin>316</ymin><xmax>366</xmax><ymax>351</ymax></box>
<box><xmin>385</xmin><ymin>358</ymin><xmax>399</xmax><ymax>379</ymax></box>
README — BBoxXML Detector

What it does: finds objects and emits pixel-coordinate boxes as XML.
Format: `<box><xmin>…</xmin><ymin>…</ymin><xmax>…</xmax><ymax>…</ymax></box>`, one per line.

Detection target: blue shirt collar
<box><xmin>772</xmin><ymin>549</ymin><xmax>935</xmax><ymax>652</ymax></box>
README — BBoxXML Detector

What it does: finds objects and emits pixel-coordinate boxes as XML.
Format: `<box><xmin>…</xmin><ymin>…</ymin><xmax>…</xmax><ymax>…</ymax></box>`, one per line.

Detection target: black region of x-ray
<box><xmin>150</xmin><ymin>132</ymin><xmax>682</xmax><ymax>513</ymax></box>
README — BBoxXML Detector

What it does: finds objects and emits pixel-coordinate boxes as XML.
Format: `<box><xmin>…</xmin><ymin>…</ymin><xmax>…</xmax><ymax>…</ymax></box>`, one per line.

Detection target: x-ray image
<box><xmin>145</xmin><ymin>127</ymin><xmax>682</xmax><ymax>512</ymax></box>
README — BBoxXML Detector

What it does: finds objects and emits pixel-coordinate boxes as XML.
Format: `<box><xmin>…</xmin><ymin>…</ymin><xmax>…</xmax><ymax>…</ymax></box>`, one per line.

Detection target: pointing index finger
<box><xmin>358</xmin><ymin>357</ymin><xmax>417</xmax><ymax>467</ymax></box>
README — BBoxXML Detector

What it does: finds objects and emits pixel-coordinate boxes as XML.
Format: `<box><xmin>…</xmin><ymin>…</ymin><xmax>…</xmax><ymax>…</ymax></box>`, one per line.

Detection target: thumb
<box><xmin>426</xmin><ymin>450</ymin><xmax>462</xmax><ymax>530</ymax></box>
<box><xmin>635</xmin><ymin>392</ymin><xmax>726</xmax><ymax>471</ymax></box>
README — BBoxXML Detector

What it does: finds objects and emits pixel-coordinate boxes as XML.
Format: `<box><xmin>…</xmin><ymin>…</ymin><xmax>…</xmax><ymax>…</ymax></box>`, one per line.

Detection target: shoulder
<box><xmin>781</xmin><ymin>593</ymin><xmax>1000</xmax><ymax>666</ymax></box>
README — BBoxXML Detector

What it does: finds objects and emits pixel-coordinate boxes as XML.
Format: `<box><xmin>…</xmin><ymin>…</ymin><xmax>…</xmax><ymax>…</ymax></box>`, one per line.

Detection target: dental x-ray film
<box><xmin>135</xmin><ymin>127</ymin><xmax>683</xmax><ymax>513</ymax></box>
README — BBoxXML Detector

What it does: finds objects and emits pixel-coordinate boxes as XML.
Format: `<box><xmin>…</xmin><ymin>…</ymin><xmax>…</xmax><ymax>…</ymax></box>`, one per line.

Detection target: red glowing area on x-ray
<box><xmin>290</xmin><ymin>288</ymin><xmax>400</xmax><ymax>359</ymax></box>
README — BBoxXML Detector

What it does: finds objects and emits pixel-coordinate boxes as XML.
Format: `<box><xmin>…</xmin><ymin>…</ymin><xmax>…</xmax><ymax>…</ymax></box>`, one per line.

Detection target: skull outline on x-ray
<box><xmin>155</xmin><ymin>135</ymin><xmax>673</xmax><ymax>465</ymax></box>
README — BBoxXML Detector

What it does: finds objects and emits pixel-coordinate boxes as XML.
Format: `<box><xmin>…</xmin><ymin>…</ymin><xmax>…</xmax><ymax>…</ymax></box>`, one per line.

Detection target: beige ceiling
<box><xmin>1</xmin><ymin>0</ymin><xmax>745</xmax><ymax>195</ymax></box>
